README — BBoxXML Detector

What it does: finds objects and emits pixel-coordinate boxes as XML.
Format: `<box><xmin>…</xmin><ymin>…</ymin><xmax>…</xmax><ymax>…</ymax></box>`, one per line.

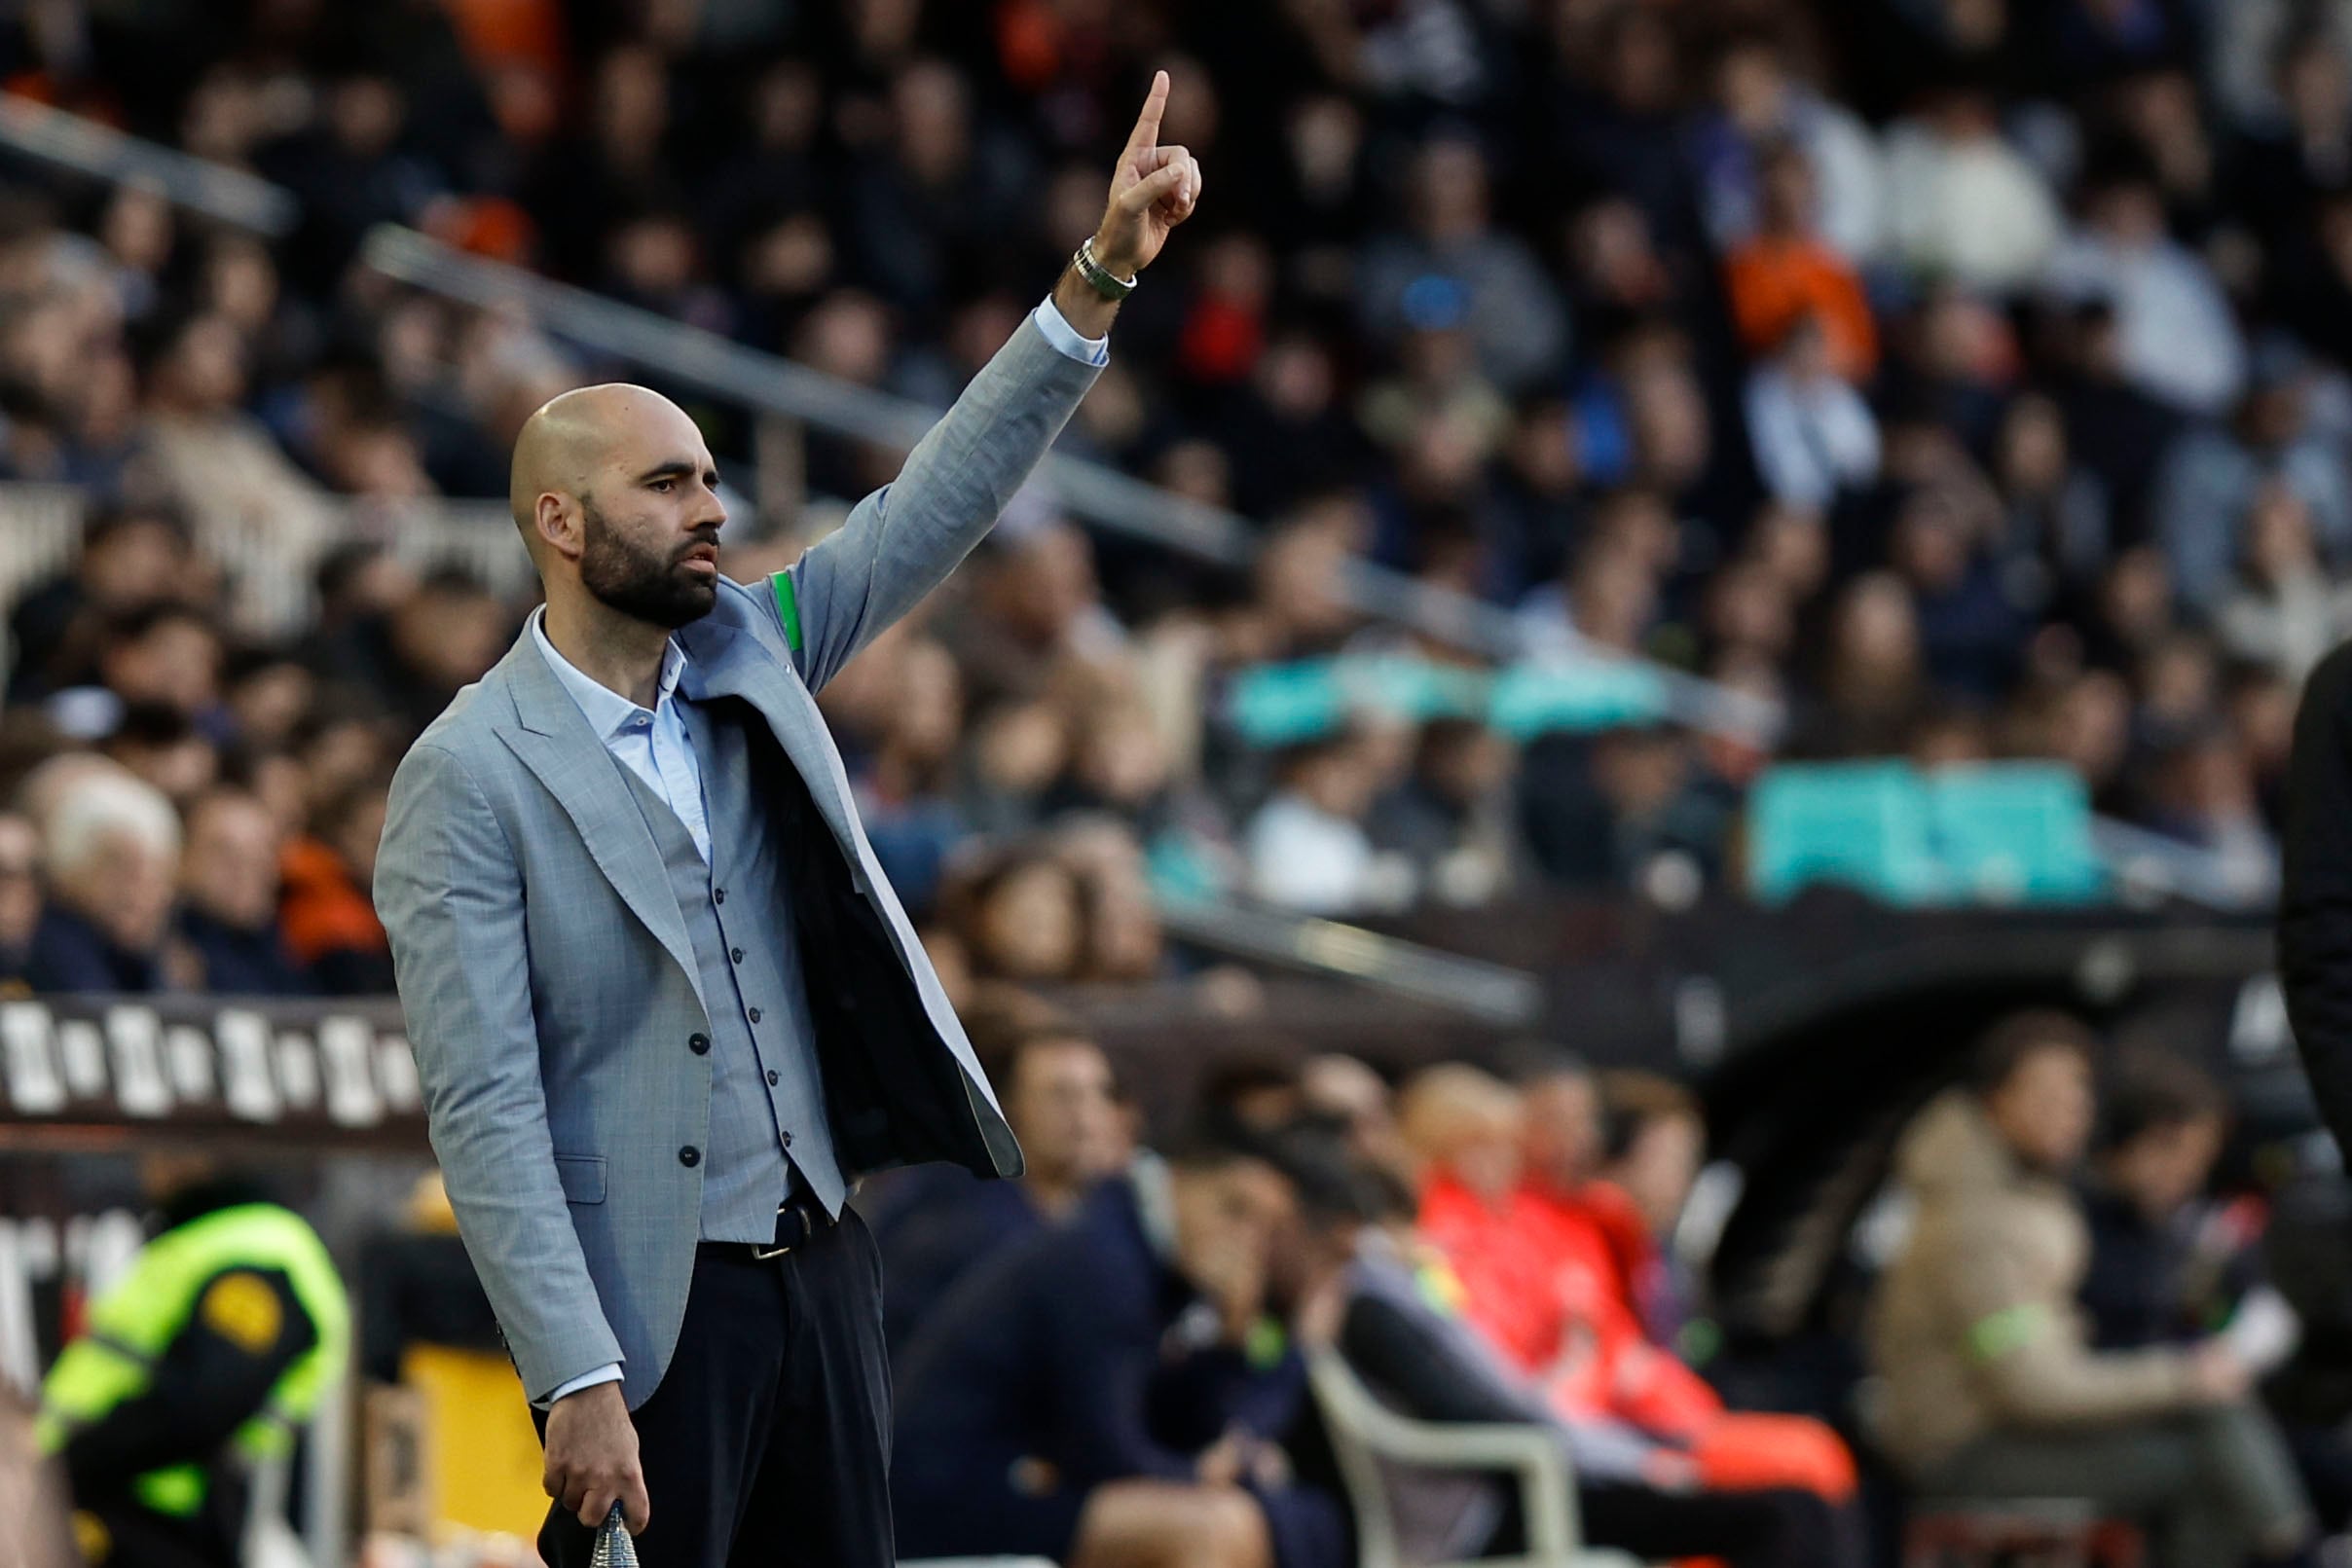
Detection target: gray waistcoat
<box><xmin>608</xmin><ymin>696</ymin><xmax>846</xmax><ymax>1237</ymax></box>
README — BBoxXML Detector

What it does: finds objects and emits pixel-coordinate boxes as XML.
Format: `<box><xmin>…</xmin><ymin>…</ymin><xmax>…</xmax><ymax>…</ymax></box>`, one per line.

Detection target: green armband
<box><xmin>1966</xmin><ymin>1303</ymin><xmax>2048</xmax><ymax>1363</ymax></box>
<box><xmin>768</xmin><ymin>571</ymin><xmax>802</xmax><ymax>653</ymax></box>
<box><xmin>1244</xmin><ymin>1315</ymin><xmax>1288</xmax><ymax>1370</ymax></box>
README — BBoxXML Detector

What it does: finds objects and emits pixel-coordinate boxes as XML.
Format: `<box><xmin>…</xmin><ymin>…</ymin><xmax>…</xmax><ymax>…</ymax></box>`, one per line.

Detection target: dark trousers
<box><xmin>64</xmin><ymin>1474</ymin><xmax>246</xmax><ymax>1568</ymax></box>
<box><xmin>536</xmin><ymin>1210</ymin><xmax>892</xmax><ymax>1568</ymax></box>
<box><xmin>1919</xmin><ymin>1404</ymin><xmax>2315</xmax><ymax>1568</ymax></box>
<box><xmin>75</xmin><ymin>1501</ymin><xmax>239</xmax><ymax>1568</ymax></box>
<box><xmin>1582</xmin><ymin>1483</ymin><xmax>1861</xmax><ymax>1568</ymax></box>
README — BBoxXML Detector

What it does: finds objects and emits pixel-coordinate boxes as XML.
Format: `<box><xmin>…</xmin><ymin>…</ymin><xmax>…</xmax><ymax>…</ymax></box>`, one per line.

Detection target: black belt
<box><xmin>698</xmin><ymin>1191</ymin><xmax>835</xmax><ymax>1262</ymax></box>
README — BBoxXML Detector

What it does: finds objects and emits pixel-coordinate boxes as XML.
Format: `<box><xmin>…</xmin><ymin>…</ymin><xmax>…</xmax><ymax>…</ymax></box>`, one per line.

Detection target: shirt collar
<box><xmin>529</xmin><ymin>606</ymin><xmax>688</xmax><ymax>743</ymax></box>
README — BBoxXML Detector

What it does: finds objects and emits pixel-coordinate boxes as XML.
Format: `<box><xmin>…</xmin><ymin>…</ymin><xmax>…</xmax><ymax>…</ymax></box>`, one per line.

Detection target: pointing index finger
<box><xmin>1125</xmin><ymin>69</ymin><xmax>1169</xmax><ymax>159</ymax></box>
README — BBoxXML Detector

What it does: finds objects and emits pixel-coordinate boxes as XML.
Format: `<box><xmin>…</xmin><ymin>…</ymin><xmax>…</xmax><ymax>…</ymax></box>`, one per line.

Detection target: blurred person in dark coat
<box><xmin>26</xmin><ymin>769</ymin><xmax>179</xmax><ymax>995</ymax></box>
<box><xmin>1370</xmin><ymin>717</ymin><xmax>1524</xmax><ymax>906</ymax></box>
<box><xmin>6</xmin><ymin>503</ymin><xmax>194</xmax><ymax>704</ymax></box>
<box><xmin>873</xmin><ymin>997</ymin><xmax>1126</xmax><ymax>1352</ymax></box>
<box><xmin>2077</xmin><ymin>1048</ymin><xmax>2243</xmax><ymax>1355</ymax></box>
<box><xmin>172</xmin><ymin>787</ymin><xmax>312</xmax><ymax>997</ymax></box>
<box><xmin>102</xmin><ymin>704</ymin><xmax>220</xmax><ymax>808</ymax></box>
<box><xmin>380</xmin><ymin>568</ymin><xmax>514</xmax><ymax>736</ymax></box>
<box><xmin>892</xmin><ymin>1137</ymin><xmax>1343</xmax><ymax>1568</ymax></box>
<box><xmin>1357</xmin><ymin>136</ymin><xmax>1568</xmax><ymax>395</ymax></box>
<box><xmin>63</xmin><ymin>604</ymin><xmax>226</xmax><ymax>740</ymax></box>
<box><xmin>293</xmin><ymin>542</ymin><xmax>417</xmax><ymax>701</ymax></box>
<box><xmin>2072</xmin><ymin>1048</ymin><xmax>2352</xmax><ymax>1518</ymax></box>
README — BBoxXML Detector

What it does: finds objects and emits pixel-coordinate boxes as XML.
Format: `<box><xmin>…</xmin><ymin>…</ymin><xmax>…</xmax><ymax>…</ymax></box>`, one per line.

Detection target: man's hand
<box><xmin>1095</xmin><ymin>69</ymin><xmax>1202</xmax><ymax>279</ymax></box>
<box><xmin>1195</xmin><ymin>1428</ymin><xmax>1249</xmax><ymax>1486</ymax></box>
<box><xmin>544</xmin><ymin>1380</ymin><xmax>650</xmax><ymax>1534</ymax></box>
<box><xmin>1197</xmin><ymin>1427</ymin><xmax>1289</xmax><ymax>1489</ymax></box>
<box><xmin>1051</xmin><ymin>69</ymin><xmax>1201</xmax><ymax>338</ymax></box>
<box><xmin>2187</xmin><ymin>1340</ymin><xmax>2252</xmax><ymax>1404</ymax></box>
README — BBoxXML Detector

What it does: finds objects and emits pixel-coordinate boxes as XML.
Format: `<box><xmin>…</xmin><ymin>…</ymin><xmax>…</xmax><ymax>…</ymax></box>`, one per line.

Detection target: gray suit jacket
<box><xmin>375</xmin><ymin>317</ymin><xmax>1099</xmax><ymax>1407</ymax></box>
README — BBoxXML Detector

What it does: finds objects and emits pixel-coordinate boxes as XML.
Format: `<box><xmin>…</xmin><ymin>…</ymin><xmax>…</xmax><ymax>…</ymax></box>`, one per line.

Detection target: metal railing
<box><xmin>0</xmin><ymin>93</ymin><xmax>295</xmax><ymax>236</ymax></box>
<box><xmin>0</xmin><ymin>488</ymin><xmax>524</xmax><ymax>665</ymax></box>
<box><xmin>0</xmin><ymin>89</ymin><xmax>1782</xmax><ymax>743</ymax></box>
<box><xmin>196</xmin><ymin>495</ymin><xmax>525</xmax><ymax>637</ymax></box>
<box><xmin>1158</xmin><ymin>896</ymin><xmax>1544</xmax><ymax>1024</ymax></box>
<box><xmin>356</xmin><ymin>225</ymin><xmax>1785</xmax><ymax>747</ymax></box>
<box><xmin>0</xmin><ymin>95</ymin><xmax>2279</xmax><ymax>912</ymax></box>
<box><xmin>2089</xmin><ymin>816</ymin><xmax>2281</xmax><ymax>912</ymax></box>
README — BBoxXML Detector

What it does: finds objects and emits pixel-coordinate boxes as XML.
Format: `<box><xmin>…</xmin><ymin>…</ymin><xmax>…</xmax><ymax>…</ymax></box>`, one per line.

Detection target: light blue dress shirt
<box><xmin>532</xmin><ymin>292</ymin><xmax>1106</xmax><ymax>1406</ymax></box>
<box><xmin>1029</xmin><ymin>293</ymin><xmax>1110</xmax><ymax>367</ymax></box>
<box><xmin>530</xmin><ymin>608</ymin><xmax>710</xmax><ymax>862</ymax></box>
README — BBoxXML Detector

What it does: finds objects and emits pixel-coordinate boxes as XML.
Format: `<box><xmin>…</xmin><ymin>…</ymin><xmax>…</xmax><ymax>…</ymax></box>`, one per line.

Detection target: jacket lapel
<box><xmin>677</xmin><ymin>617</ymin><xmax>859</xmax><ymax>851</ymax></box>
<box><xmin>492</xmin><ymin>635</ymin><xmax>709</xmax><ymax>1012</ymax></box>
<box><xmin>680</xmin><ymin>604</ymin><xmax>1020</xmax><ymax>1169</ymax></box>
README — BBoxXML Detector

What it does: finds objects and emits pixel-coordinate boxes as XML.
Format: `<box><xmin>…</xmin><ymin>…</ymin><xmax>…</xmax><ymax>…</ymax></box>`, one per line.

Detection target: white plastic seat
<box><xmin>1306</xmin><ymin>1351</ymin><xmax>1646</xmax><ymax>1568</ymax></box>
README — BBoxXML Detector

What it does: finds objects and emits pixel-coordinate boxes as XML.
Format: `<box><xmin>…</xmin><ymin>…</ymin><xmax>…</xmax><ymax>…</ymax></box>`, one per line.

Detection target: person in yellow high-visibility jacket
<box><xmin>35</xmin><ymin>1177</ymin><xmax>349</xmax><ymax>1568</ymax></box>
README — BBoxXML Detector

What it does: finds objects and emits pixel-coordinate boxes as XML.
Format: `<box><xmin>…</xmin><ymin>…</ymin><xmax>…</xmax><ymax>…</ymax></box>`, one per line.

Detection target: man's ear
<box><xmin>535</xmin><ymin>492</ymin><xmax>583</xmax><ymax>562</ymax></box>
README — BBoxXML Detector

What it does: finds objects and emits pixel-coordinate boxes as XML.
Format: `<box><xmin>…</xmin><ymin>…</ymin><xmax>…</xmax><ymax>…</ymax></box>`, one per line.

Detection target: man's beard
<box><xmin>578</xmin><ymin>498</ymin><xmax>718</xmax><ymax>629</ymax></box>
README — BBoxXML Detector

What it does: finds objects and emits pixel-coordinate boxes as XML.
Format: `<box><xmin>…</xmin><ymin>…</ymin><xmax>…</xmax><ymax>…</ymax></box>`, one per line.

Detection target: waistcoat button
<box><xmin>679</xmin><ymin>1146</ymin><xmax>701</xmax><ymax>1168</ymax></box>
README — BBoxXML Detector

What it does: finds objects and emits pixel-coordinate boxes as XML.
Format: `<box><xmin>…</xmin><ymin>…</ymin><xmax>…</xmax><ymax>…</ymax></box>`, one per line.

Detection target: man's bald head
<box><xmin>510</xmin><ymin>383</ymin><xmax>728</xmax><ymax>630</ymax></box>
<box><xmin>509</xmin><ymin>383</ymin><xmax>704</xmax><ymax>545</ymax></box>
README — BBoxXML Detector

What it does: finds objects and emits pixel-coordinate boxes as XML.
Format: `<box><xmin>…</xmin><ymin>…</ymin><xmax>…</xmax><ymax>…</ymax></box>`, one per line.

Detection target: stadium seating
<box><xmin>1748</xmin><ymin>763</ymin><xmax>2104</xmax><ymax>907</ymax></box>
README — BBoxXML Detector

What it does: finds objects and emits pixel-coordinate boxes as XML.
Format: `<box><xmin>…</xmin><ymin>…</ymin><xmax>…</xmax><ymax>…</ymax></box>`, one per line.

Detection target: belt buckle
<box><xmin>751</xmin><ymin>1201</ymin><xmax>796</xmax><ymax>1261</ymax></box>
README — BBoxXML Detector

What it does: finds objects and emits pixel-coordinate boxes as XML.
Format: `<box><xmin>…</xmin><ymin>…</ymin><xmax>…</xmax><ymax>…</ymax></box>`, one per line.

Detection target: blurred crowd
<box><xmin>5</xmin><ymin>5</ymin><xmax>2350</xmax><ymax>1564</ymax></box>
<box><xmin>0</xmin><ymin>0</ymin><xmax>2348</xmax><ymax>935</ymax></box>
<box><xmin>848</xmin><ymin>997</ymin><xmax>2349</xmax><ymax>1567</ymax></box>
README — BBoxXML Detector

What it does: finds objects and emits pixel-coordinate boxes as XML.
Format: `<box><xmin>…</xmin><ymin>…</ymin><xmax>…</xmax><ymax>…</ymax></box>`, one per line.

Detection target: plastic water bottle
<box><xmin>591</xmin><ymin>1502</ymin><xmax>638</xmax><ymax>1568</ymax></box>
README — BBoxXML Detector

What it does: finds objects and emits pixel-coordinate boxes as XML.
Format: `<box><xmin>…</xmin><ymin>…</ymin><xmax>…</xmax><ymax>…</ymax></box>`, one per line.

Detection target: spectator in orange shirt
<box><xmin>1505</xmin><ymin>1051</ymin><xmax>1724</xmax><ymax>1436</ymax></box>
<box><xmin>1407</xmin><ymin>1055</ymin><xmax>1856</xmax><ymax>1511</ymax></box>
<box><xmin>278</xmin><ymin>773</ymin><xmax>392</xmax><ymax>995</ymax></box>
<box><xmin>1723</xmin><ymin>140</ymin><xmax>1879</xmax><ymax>383</ymax></box>
<box><xmin>1400</xmin><ymin>1064</ymin><xmax>1566</xmax><ymax>1371</ymax></box>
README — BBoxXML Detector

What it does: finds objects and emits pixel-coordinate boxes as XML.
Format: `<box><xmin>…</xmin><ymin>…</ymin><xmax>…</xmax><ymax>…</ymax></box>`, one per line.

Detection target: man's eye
<box><xmin>651</xmin><ymin>479</ymin><xmax>675</xmax><ymax>492</ymax></box>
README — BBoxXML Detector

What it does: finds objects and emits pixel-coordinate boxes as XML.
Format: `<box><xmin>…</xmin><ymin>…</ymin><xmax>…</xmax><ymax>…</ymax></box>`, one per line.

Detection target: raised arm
<box><xmin>780</xmin><ymin>70</ymin><xmax>1201</xmax><ymax>691</ymax></box>
<box><xmin>782</xmin><ymin>318</ymin><xmax>1099</xmax><ymax>692</ymax></box>
<box><xmin>374</xmin><ymin>743</ymin><xmax>623</xmax><ymax>1400</ymax></box>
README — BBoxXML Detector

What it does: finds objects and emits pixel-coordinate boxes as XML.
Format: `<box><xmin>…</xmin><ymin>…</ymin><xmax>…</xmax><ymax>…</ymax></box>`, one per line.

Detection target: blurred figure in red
<box><xmin>1397</xmin><ymin>1064</ymin><xmax>1862</xmax><ymax>1564</ymax></box>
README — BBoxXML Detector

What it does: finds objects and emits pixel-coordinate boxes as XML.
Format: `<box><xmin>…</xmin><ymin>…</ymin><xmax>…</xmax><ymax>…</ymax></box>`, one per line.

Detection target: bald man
<box><xmin>374</xmin><ymin>76</ymin><xmax>1200</xmax><ymax>1568</ymax></box>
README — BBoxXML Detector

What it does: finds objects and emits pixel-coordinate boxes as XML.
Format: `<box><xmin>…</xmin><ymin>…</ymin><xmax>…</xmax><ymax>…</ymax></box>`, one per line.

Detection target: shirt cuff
<box><xmin>538</xmin><ymin>1363</ymin><xmax>624</xmax><ymax>1408</ymax></box>
<box><xmin>1032</xmin><ymin>295</ymin><xmax>1110</xmax><ymax>368</ymax></box>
